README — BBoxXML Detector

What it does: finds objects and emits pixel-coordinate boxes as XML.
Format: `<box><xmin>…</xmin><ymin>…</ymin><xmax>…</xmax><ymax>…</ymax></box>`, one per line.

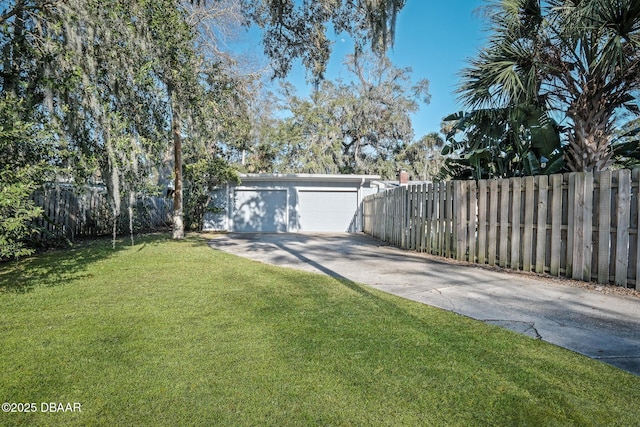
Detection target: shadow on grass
<box><xmin>269</xmin><ymin>239</ymin><xmax>429</xmax><ymax>321</ymax></box>
<box><xmin>208</xmin><ymin>233</ymin><xmax>437</xmax><ymax>323</ymax></box>
<box><xmin>0</xmin><ymin>232</ymin><xmax>173</xmax><ymax>293</ymax></box>
<box><xmin>240</xmin><ymin>243</ymin><xmax>632</xmax><ymax>425</ymax></box>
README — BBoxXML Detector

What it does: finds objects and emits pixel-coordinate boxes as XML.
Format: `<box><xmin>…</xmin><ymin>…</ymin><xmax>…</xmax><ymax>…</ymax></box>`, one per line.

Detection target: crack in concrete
<box><xmin>483</xmin><ymin>319</ymin><xmax>542</xmax><ymax>340</ymax></box>
<box><xmin>428</xmin><ymin>288</ymin><xmax>456</xmax><ymax>310</ymax></box>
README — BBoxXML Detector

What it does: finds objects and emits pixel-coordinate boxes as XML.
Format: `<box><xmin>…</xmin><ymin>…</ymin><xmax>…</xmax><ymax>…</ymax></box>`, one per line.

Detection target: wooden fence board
<box><xmin>408</xmin><ymin>186</ymin><xmax>413</xmax><ymax>250</ymax></box>
<box><xmin>583</xmin><ymin>173</ymin><xmax>594</xmax><ymax>281</ymax></box>
<box><xmin>615</xmin><ymin>170</ymin><xmax>631</xmax><ymax>286</ymax></box>
<box><xmin>571</xmin><ymin>172</ymin><xmax>592</xmax><ymax>280</ymax></box>
<box><xmin>510</xmin><ymin>177</ymin><xmax>521</xmax><ymax>270</ymax></box>
<box><xmin>411</xmin><ymin>185</ymin><xmax>421</xmax><ymax>251</ymax></box>
<box><xmin>549</xmin><ymin>174</ymin><xmax>563</xmax><ymax>276</ymax></box>
<box><xmin>425</xmin><ymin>183</ymin><xmax>433</xmax><ymax>254</ymax></box>
<box><xmin>499</xmin><ymin>179</ymin><xmax>510</xmax><ymax>268</ymax></box>
<box><xmin>635</xmin><ymin>169</ymin><xmax>640</xmax><ymax>290</ymax></box>
<box><xmin>420</xmin><ymin>185</ymin><xmax>426</xmax><ymax>251</ymax></box>
<box><xmin>439</xmin><ymin>182</ymin><xmax>446</xmax><ymax>256</ymax></box>
<box><xmin>422</xmin><ymin>184</ymin><xmax>429</xmax><ymax>252</ymax></box>
<box><xmin>629</xmin><ymin>171</ymin><xmax>638</xmax><ymax>286</ymax></box>
<box><xmin>408</xmin><ymin>186</ymin><xmax>415</xmax><ymax>250</ymax></box>
<box><xmin>535</xmin><ymin>175</ymin><xmax>548</xmax><ymax>273</ymax></box>
<box><xmin>597</xmin><ymin>171</ymin><xmax>612</xmax><ymax>283</ymax></box>
<box><xmin>416</xmin><ymin>185</ymin><xmax>422</xmax><ymax>251</ymax></box>
<box><xmin>488</xmin><ymin>180</ymin><xmax>498</xmax><ymax>266</ymax></box>
<box><xmin>447</xmin><ymin>182</ymin><xmax>454</xmax><ymax>257</ymax></box>
<box><xmin>566</xmin><ymin>173</ymin><xmax>576</xmax><ymax>278</ymax></box>
<box><xmin>468</xmin><ymin>181</ymin><xmax>477</xmax><ymax>264</ymax></box>
<box><xmin>522</xmin><ymin>176</ymin><xmax>535</xmax><ymax>272</ymax></box>
<box><xmin>477</xmin><ymin>180</ymin><xmax>487</xmax><ymax>264</ymax></box>
<box><xmin>455</xmin><ymin>181</ymin><xmax>467</xmax><ymax>261</ymax></box>
<box><xmin>398</xmin><ymin>187</ymin><xmax>403</xmax><ymax>247</ymax></box>
<box><xmin>402</xmin><ymin>187</ymin><xmax>409</xmax><ymax>249</ymax></box>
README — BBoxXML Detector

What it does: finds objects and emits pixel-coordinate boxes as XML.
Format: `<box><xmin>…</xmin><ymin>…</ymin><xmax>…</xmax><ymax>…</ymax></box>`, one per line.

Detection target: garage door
<box><xmin>297</xmin><ymin>190</ymin><xmax>358</xmax><ymax>232</ymax></box>
<box><xmin>232</xmin><ymin>189</ymin><xmax>287</xmax><ymax>232</ymax></box>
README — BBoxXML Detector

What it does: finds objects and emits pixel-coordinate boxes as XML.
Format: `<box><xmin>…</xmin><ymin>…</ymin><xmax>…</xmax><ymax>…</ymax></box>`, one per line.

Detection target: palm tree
<box><xmin>458</xmin><ymin>0</ymin><xmax>640</xmax><ymax>173</ymax></box>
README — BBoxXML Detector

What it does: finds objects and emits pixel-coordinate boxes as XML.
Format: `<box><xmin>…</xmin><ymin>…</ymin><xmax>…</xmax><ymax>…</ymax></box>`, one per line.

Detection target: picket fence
<box><xmin>31</xmin><ymin>185</ymin><xmax>173</xmax><ymax>240</ymax></box>
<box><xmin>363</xmin><ymin>170</ymin><xmax>640</xmax><ymax>290</ymax></box>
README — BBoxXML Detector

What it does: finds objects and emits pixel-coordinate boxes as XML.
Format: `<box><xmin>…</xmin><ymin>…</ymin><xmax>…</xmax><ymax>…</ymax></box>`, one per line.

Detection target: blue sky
<box><xmin>386</xmin><ymin>1</ymin><xmax>486</xmax><ymax>137</ymax></box>
<box><xmin>239</xmin><ymin>1</ymin><xmax>487</xmax><ymax>140</ymax></box>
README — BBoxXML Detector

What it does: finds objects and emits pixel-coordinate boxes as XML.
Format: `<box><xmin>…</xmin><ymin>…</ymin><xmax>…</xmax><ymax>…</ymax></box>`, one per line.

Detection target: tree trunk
<box><xmin>167</xmin><ymin>83</ymin><xmax>184</xmax><ymax>239</ymax></box>
<box><xmin>168</xmin><ymin>81</ymin><xmax>184</xmax><ymax>240</ymax></box>
<box><xmin>172</xmin><ymin>109</ymin><xmax>184</xmax><ymax>239</ymax></box>
<box><xmin>565</xmin><ymin>90</ymin><xmax>614</xmax><ymax>173</ymax></box>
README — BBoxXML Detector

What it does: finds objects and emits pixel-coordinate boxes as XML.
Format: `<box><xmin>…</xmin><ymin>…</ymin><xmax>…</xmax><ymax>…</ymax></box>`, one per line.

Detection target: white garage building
<box><xmin>203</xmin><ymin>174</ymin><xmax>383</xmax><ymax>233</ymax></box>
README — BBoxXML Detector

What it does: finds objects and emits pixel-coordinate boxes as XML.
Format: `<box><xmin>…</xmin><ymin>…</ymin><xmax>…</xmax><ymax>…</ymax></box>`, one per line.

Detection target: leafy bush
<box><xmin>0</xmin><ymin>95</ymin><xmax>53</xmax><ymax>259</ymax></box>
<box><xmin>183</xmin><ymin>156</ymin><xmax>239</xmax><ymax>231</ymax></box>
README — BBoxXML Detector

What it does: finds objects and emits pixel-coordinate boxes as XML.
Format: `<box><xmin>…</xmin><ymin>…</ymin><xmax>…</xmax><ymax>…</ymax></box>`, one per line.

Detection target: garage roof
<box><xmin>238</xmin><ymin>173</ymin><xmax>381</xmax><ymax>183</ymax></box>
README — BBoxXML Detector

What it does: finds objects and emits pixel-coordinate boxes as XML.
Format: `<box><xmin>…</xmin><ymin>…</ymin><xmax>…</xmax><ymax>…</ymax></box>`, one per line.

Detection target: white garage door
<box><xmin>232</xmin><ymin>189</ymin><xmax>287</xmax><ymax>232</ymax></box>
<box><xmin>297</xmin><ymin>190</ymin><xmax>358</xmax><ymax>232</ymax></box>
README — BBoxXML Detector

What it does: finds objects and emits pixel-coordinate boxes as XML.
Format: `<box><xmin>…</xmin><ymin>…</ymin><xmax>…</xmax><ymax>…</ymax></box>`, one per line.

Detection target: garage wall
<box><xmin>203</xmin><ymin>175</ymin><xmax>381</xmax><ymax>233</ymax></box>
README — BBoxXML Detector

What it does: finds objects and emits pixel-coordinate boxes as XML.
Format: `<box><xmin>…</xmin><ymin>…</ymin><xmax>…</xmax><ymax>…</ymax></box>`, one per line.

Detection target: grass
<box><xmin>1</xmin><ymin>233</ymin><xmax>639</xmax><ymax>426</ymax></box>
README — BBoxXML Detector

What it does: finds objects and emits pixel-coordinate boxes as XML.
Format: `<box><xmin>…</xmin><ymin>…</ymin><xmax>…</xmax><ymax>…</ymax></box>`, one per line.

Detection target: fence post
<box><xmin>614</xmin><ymin>170</ymin><xmax>631</xmax><ymax>286</ymax></box>
<box><xmin>488</xmin><ymin>179</ymin><xmax>498</xmax><ymax>266</ymax></box>
<box><xmin>535</xmin><ymin>175</ymin><xmax>549</xmax><ymax>274</ymax></box>
<box><xmin>499</xmin><ymin>179</ymin><xmax>510</xmax><ymax>268</ymax></box>
<box><xmin>410</xmin><ymin>185</ymin><xmax>417</xmax><ymax>250</ymax></box>
<box><xmin>510</xmin><ymin>177</ymin><xmax>521</xmax><ymax>270</ymax></box>
<box><xmin>420</xmin><ymin>183</ymin><xmax>427</xmax><ymax>252</ymax></box>
<box><xmin>634</xmin><ymin>169</ymin><xmax>640</xmax><ymax>290</ymax></box>
<box><xmin>597</xmin><ymin>171</ymin><xmax>612</xmax><ymax>283</ymax></box>
<box><xmin>438</xmin><ymin>183</ymin><xmax>443</xmax><ymax>256</ymax></box>
<box><xmin>445</xmin><ymin>181</ymin><xmax>454</xmax><ymax>258</ymax></box>
<box><xmin>570</xmin><ymin>172</ymin><xmax>593</xmax><ymax>281</ymax></box>
<box><xmin>426</xmin><ymin>182</ymin><xmax>433</xmax><ymax>254</ymax></box>
<box><xmin>477</xmin><ymin>180</ymin><xmax>487</xmax><ymax>264</ymax></box>
<box><xmin>468</xmin><ymin>180</ymin><xmax>477</xmax><ymax>264</ymax></box>
<box><xmin>549</xmin><ymin>174</ymin><xmax>563</xmax><ymax>276</ymax></box>
<box><xmin>568</xmin><ymin>172</ymin><xmax>579</xmax><ymax>279</ymax></box>
<box><xmin>398</xmin><ymin>186</ymin><xmax>409</xmax><ymax>249</ymax></box>
<box><xmin>522</xmin><ymin>176</ymin><xmax>535</xmax><ymax>272</ymax></box>
<box><xmin>454</xmin><ymin>181</ymin><xmax>467</xmax><ymax>261</ymax></box>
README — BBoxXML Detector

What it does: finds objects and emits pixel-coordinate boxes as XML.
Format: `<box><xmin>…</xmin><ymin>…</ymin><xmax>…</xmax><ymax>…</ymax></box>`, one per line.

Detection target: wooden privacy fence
<box><xmin>31</xmin><ymin>186</ymin><xmax>173</xmax><ymax>240</ymax></box>
<box><xmin>363</xmin><ymin>170</ymin><xmax>640</xmax><ymax>290</ymax></box>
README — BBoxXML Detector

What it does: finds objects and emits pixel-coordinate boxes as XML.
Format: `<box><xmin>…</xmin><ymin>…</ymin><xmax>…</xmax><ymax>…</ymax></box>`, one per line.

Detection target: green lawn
<box><xmin>1</xmin><ymin>234</ymin><xmax>639</xmax><ymax>426</ymax></box>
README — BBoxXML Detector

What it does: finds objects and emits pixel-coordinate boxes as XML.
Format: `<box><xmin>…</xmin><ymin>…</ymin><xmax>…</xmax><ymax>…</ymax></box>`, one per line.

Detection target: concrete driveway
<box><xmin>208</xmin><ymin>232</ymin><xmax>640</xmax><ymax>376</ymax></box>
